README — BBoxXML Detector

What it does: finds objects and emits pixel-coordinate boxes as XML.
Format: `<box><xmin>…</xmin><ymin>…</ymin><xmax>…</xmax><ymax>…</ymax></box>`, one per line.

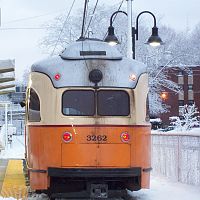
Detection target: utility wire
<box><xmin>80</xmin><ymin>0</ymin><xmax>89</xmax><ymax>38</ymax></box>
<box><xmin>103</xmin><ymin>0</ymin><xmax>125</xmax><ymax>40</ymax></box>
<box><xmin>4</xmin><ymin>9</ymin><xmax>66</xmax><ymax>24</ymax></box>
<box><xmin>84</xmin><ymin>0</ymin><xmax>99</xmax><ymax>37</ymax></box>
<box><xmin>51</xmin><ymin>0</ymin><xmax>76</xmax><ymax>56</ymax></box>
<box><xmin>0</xmin><ymin>27</ymin><xmax>57</xmax><ymax>30</ymax></box>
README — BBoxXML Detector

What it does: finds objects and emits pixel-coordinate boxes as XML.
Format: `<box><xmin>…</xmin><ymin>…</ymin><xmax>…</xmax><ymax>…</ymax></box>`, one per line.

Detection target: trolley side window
<box><xmin>97</xmin><ymin>90</ymin><xmax>130</xmax><ymax>116</ymax></box>
<box><xmin>62</xmin><ymin>90</ymin><xmax>95</xmax><ymax>116</ymax></box>
<box><xmin>28</xmin><ymin>88</ymin><xmax>41</xmax><ymax>122</ymax></box>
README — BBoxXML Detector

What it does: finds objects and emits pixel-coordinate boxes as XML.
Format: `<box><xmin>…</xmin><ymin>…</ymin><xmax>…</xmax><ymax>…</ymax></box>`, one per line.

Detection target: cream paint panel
<box><xmin>27</xmin><ymin>72</ymin><xmax>148</xmax><ymax>125</ymax></box>
<box><xmin>134</xmin><ymin>74</ymin><xmax>149</xmax><ymax>125</ymax></box>
<box><xmin>27</xmin><ymin>72</ymin><xmax>57</xmax><ymax>125</ymax></box>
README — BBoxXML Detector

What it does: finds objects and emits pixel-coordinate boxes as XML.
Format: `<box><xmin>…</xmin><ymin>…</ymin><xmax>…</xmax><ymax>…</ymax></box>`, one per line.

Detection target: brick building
<box><xmin>158</xmin><ymin>66</ymin><xmax>200</xmax><ymax>126</ymax></box>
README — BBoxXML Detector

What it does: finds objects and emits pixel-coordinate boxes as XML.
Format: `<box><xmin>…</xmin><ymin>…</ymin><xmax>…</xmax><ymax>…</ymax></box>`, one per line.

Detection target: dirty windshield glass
<box><xmin>62</xmin><ymin>90</ymin><xmax>95</xmax><ymax>116</ymax></box>
<box><xmin>97</xmin><ymin>90</ymin><xmax>130</xmax><ymax>116</ymax></box>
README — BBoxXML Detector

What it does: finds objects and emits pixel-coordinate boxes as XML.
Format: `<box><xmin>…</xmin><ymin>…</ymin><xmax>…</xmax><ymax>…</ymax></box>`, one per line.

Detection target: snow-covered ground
<box><xmin>128</xmin><ymin>176</ymin><xmax>200</xmax><ymax>200</ymax></box>
<box><xmin>0</xmin><ymin>134</ymin><xmax>200</xmax><ymax>200</ymax></box>
<box><xmin>0</xmin><ymin>135</ymin><xmax>25</xmax><ymax>159</ymax></box>
<box><xmin>152</xmin><ymin>127</ymin><xmax>200</xmax><ymax>136</ymax></box>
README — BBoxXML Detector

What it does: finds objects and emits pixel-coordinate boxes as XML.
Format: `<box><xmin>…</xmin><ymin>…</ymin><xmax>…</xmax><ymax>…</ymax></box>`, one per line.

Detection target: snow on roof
<box><xmin>0</xmin><ymin>59</ymin><xmax>15</xmax><ymax>75</ymax></box>
<box><xmin>60</xmin><ymin>39</ymin><xmax>122</xmax><ymax>60</ymax></box>
<box><xmin>0</xmin><ymin>59</ymin><xmax>15</xmax><ymax>68</ymax></box>
<box><xmin>166</xmin><ymin>65</ymin><xmax>200</xmax><ymax>68</ymax></box>
<box><xmin>150</xmin><ymin>118</ymin><xmax>162</xmax><ymax>122</ymax></box>
<box><xmin>31</xmin><ymin>40</ymin><xmax>147</xmax><ymax>89</ymax></box>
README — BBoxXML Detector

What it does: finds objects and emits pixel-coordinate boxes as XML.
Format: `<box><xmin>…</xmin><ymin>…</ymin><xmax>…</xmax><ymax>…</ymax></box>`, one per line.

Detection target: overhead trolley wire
<box><xmin>0</xmin><ymin>27</ymin><xmax>57</xmax><ymax>30</ymax></box>
<box><xmin>84</xmin><ymin>0</ymin><xmax>99</xmax><ymax>37</ymax></box>
<box><xmin>51</xmin><ymin>0</ymin><xmax>76</xmax><ymax>56</ymax></box>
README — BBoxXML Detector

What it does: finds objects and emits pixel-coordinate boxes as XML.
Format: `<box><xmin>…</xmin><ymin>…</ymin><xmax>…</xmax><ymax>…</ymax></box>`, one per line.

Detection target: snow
<box><xmin>0</xmin><ymin>135</ymin><xmax>25</xmax><ymax>159</ymax></box>
<box><xmin>170</xmin><ymin>104</ymin><xmax>200</xmax><ymax>132</ymax></box>
<box><xmin>150</xmin><ymin>118</ymin><xmax>162</xmax><ymax>123</ymax></box>
<box><xmin>128</xmin><ymin>176</ymin><xmax>200</xmax><ymax>200</ymax></box>
<box><xmin>152</xmin><ymin>127</ymin><xmax>200</xmax><ymax>136</ymax></box>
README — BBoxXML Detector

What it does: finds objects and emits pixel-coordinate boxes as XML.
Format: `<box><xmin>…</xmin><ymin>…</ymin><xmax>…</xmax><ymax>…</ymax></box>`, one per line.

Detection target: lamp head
<box><xmin>104</xmin><ymin>26</ymin><xmax>119</xmax><ymax>46</ymax></box>
<box><xmin>146</xmin><ymin>27</ymin><xmax>164</xmax><ymax>47</ymax></box>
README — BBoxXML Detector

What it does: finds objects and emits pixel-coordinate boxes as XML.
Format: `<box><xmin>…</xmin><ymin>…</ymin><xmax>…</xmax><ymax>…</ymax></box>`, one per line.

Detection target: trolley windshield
<box><xmin>62</xmin><ymin>90</ymin><xmax>95</xmax><ymax>116</ymax></box>
<box><xmin>97</xmin><ymin>90</ymin><xmax>130</xmax><ymax>116</ymax></box>
<box><xmin>62</xmin><ymin>90</ymin><xmax>130</xmax><ymax>116</ymax></box>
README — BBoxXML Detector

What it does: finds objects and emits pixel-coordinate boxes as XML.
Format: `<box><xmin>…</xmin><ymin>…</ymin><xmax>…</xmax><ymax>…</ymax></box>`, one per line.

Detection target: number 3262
<box><xmin>86</xmin><ymin>135</ymin><xmax>107</xmax><ymax>142</ymax></box>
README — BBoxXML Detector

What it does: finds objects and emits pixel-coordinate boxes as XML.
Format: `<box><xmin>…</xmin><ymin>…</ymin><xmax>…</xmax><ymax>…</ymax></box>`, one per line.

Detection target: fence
<box><xmin>151</xmin><ymin>132</ymin><xmax>200</xmax><ymax>185</ymax></box>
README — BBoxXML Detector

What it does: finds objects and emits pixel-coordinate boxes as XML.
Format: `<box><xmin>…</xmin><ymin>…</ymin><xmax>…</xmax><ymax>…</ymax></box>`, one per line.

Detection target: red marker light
<box><xmin>62</xmin><ymin>132</ymin><xmax>72</xmax><ymax>143</ymax></box>
<box><xmin>54</xmin><ymin>73</ymin><xmax>61</xmax><ymax>80</ymax></box>
<box><xmin>121</xmin><ymin>132</ymin><xmax>130</xmax><ymax>142</ymax></box>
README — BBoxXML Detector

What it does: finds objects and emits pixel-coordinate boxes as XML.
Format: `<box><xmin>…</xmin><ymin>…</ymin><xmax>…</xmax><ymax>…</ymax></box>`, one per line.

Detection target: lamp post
<box><xmin>104</xmin><ymin>10</ymin><xmax>163</xmax><ymax>59</ymax></box>
<box><xmin>104</xmin><ymin>11</ymin><xmax>127</xmax><ymax>46</ymax></box>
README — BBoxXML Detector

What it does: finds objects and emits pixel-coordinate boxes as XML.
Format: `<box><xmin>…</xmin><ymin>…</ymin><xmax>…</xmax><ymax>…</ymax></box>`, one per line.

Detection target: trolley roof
<box><xmin>31</xmin><ymin>39</ymin><xmax>147</xmax><ymax>89</ymax></box>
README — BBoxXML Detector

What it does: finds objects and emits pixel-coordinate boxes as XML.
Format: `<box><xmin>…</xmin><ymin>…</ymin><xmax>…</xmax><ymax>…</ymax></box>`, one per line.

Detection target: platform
<box><xmin>0</xmin><ymin>159</ymin><xmax>28</xmax><ymax>199</ymax></box>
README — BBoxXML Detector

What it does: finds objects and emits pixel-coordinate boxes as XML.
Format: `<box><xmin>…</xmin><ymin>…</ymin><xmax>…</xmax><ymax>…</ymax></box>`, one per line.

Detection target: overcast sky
<box><xmin>0</xmin><ymin>0</ymin><xmax>199</xmax><ymax>81</ymax></box>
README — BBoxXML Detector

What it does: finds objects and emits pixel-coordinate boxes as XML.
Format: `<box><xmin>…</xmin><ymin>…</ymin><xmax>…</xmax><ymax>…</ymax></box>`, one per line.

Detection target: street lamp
<box><xmin>104</xmin><ymin>10</ymin><xmax>163</xmax><ymax>59</ymax></box>
<box><xmin>104</xmin><ymin>11</ymin><xmax>127</xmax><ymax>46</ymax></box>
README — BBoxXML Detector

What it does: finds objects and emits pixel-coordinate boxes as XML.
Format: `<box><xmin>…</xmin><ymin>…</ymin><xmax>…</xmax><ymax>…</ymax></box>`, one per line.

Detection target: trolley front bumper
<box><xmin>48</xmin><ymin>167</ymin><xmax>141</xmax><ymax>178</ymax></box>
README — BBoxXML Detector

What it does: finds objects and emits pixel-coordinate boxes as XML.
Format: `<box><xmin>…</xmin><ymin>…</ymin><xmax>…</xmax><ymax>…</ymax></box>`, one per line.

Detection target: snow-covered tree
<box><xmin>170</xmin><ymin>104</ymin><xmax>200</xmax><ymax>131</ymax></box>
<box><xmin>189</xmin><ymin>22</ymin><xmax>200</xmax><ymax>64</ymax></box>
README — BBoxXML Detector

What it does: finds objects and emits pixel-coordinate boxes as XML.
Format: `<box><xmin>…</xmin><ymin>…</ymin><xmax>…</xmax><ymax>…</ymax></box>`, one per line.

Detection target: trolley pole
<box><xmin>126</xmin><ymin>0</ymin><xmax>133</xmax><ymax>59</ymax></box>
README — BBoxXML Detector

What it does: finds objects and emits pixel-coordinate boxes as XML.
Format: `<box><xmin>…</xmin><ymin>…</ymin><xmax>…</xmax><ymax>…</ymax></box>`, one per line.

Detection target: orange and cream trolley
<box><xmin>25</xmin><ymin>39</ymin><xmax>151</xmax><ymax>199</ymax></box>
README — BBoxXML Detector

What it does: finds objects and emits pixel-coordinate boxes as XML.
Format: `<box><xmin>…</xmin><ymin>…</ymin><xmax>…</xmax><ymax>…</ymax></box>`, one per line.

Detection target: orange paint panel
<box><xmin>28</xmin><ymin>127</ymin><xmax>62</xmax><ymax>169</ymax></box>
<box><xmin>131</xmin><ymin>127</ymin><xmax>151</xmax><ymax>168</ymax></box>
<box><xmin>61</xmin><ymin>144</ymin><xmax>97</xmax><ymax>167</ymax></box>
<box><xmin>28</xmin><ymin>129</ymin><xmax>40</xmax><ymax>169</ymax></box>
<box><xmin>130</xmin><ymin>127</ymin><xmax>151</xmax><ymax>189</ymax></box>
<box><xmin>141</xmin><ymin>171</ymin><xmax>150</xmax><ymax>188</ymax></box>
<box><xmin>30</xmin><ymin>172</ymin><xmax>48</xmax><ymax>190</ymax></box>
<box><xmin>39</xmin><ymin>130</ymin><xmax>62</xmax><ymax>168</ymax></box>
<box><xmin>98</xmin><ymin>144</ymin><xmax>131</xmax><ymax>167</ymax></box>
<box><xmin>26</xmin><ymin>125</ymin><xmax>151</xmax><ymax>190</ymax></box>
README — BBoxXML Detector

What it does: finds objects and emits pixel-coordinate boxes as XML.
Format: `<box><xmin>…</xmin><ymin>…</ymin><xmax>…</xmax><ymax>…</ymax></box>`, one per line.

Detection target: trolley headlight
<box><xmin>62</xmin><ymin>132</ymin><xmax>73</xmax><ymax>143</ymax></box>
<box><xmin>120</xmin><ymin>132</ymin><xmax>130</xmax><ymax>143</ymax></box>
<box><xmin>129</xmin><ymin>73</ymin><xmax>137</xmax><ymax>81</ymax></box>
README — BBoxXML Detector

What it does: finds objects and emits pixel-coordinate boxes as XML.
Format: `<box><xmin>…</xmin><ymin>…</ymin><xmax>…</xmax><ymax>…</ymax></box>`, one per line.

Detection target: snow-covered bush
<box><xmin>170</xmin><ymin>104</ymin><xmax>200</xmax><ymax>131</ymax></box>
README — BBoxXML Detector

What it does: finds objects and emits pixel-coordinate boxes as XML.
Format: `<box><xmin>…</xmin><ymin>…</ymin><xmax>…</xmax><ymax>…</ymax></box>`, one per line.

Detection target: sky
<box><xmin>0</xmin><ymin>0</ymin><xmax>199</xmax><ymax>81</ymax></box>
